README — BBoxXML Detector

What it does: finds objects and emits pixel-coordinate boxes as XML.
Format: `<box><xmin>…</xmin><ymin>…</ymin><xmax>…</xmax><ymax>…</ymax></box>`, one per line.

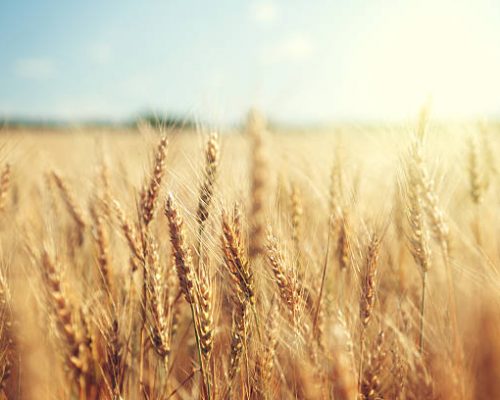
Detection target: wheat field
<box><xmin>0</xmin><ymin>112</ymin><xmax>498</xmax><ymax>399</ymax></box>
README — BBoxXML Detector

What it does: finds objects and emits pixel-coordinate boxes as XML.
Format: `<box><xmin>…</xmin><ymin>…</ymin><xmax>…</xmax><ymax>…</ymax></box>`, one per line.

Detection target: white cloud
<box><xmin>13</xmin><ymin>58</ymin><xmax>56</xmax><ymax>80</ymax></box>
<box><xmin>250</xmin><ymin>2</ymin><xmax>277</xmax><ymax>24</ymax></box>
<box><xmin>260</xmin><ymin>34</ymin><xmax>315</xmax><ymax>64</ymax></box>
<box><xmin>88</xmin><ymin>43</ymin><xmax>113</xmax><ymax>66</ymax></box>
<box><xmin>279</xmin><ymin>35</ymin><xmax>314</xmax><ymax>60</ymax></box>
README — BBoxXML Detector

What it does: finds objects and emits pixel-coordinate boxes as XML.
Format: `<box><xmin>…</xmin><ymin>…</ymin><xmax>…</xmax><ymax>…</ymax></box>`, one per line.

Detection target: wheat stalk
<box><xmin>164</xmin><ymin>193</ymin><xmax>211</xmax><ymax>399</ymax></box>
<box><xmin>405</xmin><ymin>155</ymin><xmax>431</xmax><ymax>353</ymax></box>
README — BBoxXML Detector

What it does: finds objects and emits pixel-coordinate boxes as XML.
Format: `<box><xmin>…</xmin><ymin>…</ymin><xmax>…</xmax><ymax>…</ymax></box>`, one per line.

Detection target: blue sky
<box><xmin>1</xmin><ymin>0</ymin><xmax>500</xmax><ymax>124</ymax></box>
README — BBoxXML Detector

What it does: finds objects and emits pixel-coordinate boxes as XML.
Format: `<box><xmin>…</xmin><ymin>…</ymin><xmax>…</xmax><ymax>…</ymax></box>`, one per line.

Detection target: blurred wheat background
<box><xmin>0</xmin><ymin>113</ymin><xmax>499</xmax><ymax>399</ymax></box>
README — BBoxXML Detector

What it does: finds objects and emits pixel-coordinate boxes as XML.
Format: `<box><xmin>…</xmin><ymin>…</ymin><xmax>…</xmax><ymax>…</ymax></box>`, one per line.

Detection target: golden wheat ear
<box><xmin>197</xmin><ymin>132</ymin><xmax>220</xmax><ymax>231</ymax></box>
<box><xmin>51</xmin><ymin>170</ymin><xmax>87</xmax><ymax>246</ymax></box>
<box><xmin>164</xmin><ymin>193</ymin><xmax>196</xmax><ymax>305</ymax></box>
<box><xmin>264</xmin><ymin>230</ymin><xmax>299</xmax><ymax>325</ymax></box>
<box><xmin>164</xmin><ymin>193</ymin><xmax>213</xmax><ymax>398</ymax></box>
<box><xmin>0</xmin><ymin>163</ymin><xmax>11</xmax><ymax>214</ymax></box>
<box><xmin>40</xmin><ymin>251</ymin><xmax>91</xmax><ymax>392</ymax></box>
<box><xmin>141</xmin><ymin>135</ymin><xmax>168</xmax><ymax>227</ymax></box>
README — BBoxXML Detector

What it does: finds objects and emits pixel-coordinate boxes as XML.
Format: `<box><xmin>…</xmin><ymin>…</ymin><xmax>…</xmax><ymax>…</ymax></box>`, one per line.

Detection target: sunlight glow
<box><xmin>345</xmin><ymin>0</ymin><xmax>500</xmax><ymax>119</ymax></box>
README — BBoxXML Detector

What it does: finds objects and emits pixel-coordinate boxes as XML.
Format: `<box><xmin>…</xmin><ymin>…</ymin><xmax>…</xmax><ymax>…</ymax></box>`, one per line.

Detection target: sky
<box><xmin>1</xmin><ymin>0</ymin><xmax>500</xmax><ymax>124</ymax></box>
